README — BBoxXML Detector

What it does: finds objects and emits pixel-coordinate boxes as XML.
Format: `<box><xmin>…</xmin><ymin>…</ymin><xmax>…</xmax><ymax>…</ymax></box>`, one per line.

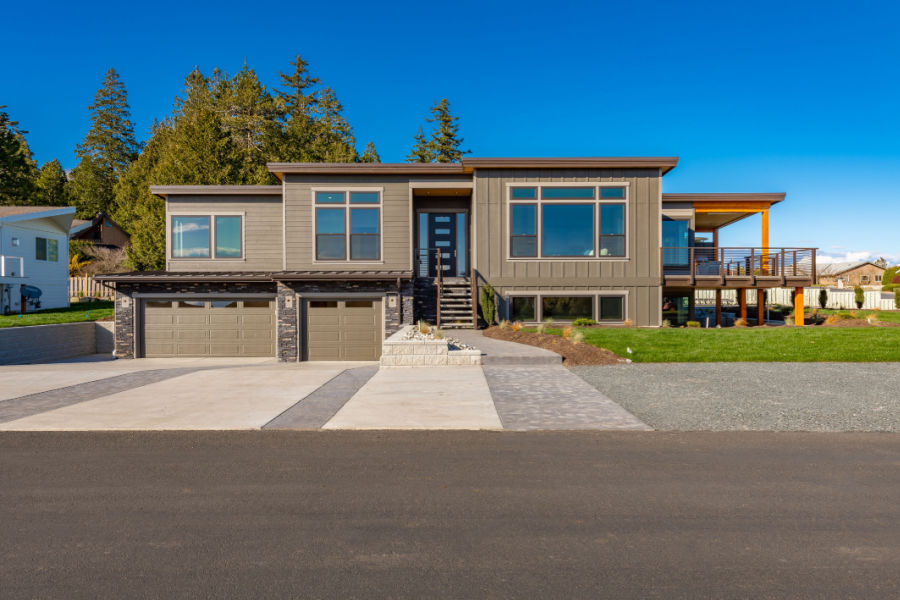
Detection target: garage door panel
<box><xmin>142</xmin><ymin>298</ymin><xmax>275</xmax><ymax>358</ymax></box>
<box><xmin>306</xmin><ymin>299</ymin><xmax>381</xmax><ymax>361</ymax></box>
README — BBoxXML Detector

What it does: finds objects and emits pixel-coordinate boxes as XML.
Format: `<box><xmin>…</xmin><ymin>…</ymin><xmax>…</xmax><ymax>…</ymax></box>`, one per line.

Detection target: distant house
<box><xmin>817</xmin><ymin>261</ymin><xmax>886</xmax><ymax>289</ymax></box>
<box><xmin>69</xmin><ymin>212</ymin><xmax>130</xmax><ymax>251</ymax></box>
<box><xmin>0</xmin><ymin>206</ymin><xmax>75</xmax><ymax>313</ymax></box>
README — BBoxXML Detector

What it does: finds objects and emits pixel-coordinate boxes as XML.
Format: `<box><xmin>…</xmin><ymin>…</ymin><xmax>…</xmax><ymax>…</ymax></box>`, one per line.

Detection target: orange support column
<box><xmin>761</xmin><ymin>209</ymin><xmax>770</xmax><ymax>274</ymax></box>
<box><xmin>793</xmin><ymin>287</ymin><xmax>805</xmax><ymax>327</ymax></box>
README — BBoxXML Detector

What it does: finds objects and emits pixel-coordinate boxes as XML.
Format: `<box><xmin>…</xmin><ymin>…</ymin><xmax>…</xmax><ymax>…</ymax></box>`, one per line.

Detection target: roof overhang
<box><xmin>95</xmin><ymin>270</ymin><xmax>415</xmax><ymax>283</ymax></box>
<box><xmin>663</xmin><ymin>193</ymin><xmax>785</xmax><ymax>230</ymax></box>
<box><xmin>0</xmin><ymin>206</ymin><xmax>76</xmax><ymax>233</ymax></box>
<box><xmin>268</xmin><ymin>156</ymin><xmax>680</xmax><ymax>180</ymax></box>
<box><xmin>272</xmin><ymin>271</ymin><xmax>414</xmax><ymax>281</ymax></box>
<box><xmin>150</xmin><ymin>185</ymin><xmax>283</xmax><ymax>199</ymax></box>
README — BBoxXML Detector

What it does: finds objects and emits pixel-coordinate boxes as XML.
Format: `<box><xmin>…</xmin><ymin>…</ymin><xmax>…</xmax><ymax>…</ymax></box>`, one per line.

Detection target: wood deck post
<box><xmin>757</xmin><ymin>289</ymin><xmax>765</xmax><ymax>327</ymax></box>
<box><xmin>738</xmin><ymin>288</ymin><xmax>747</xmax><ymax>321</ymax></box>
<box><xmin>688</xmin><ymin>293</ymin><xmax>695</xmax><ymax>322</ymax></box>
<box><xmin>715</xmin><ymin>289</ymin><xmax>722</xmax><ymax>327</ymax></box>
<box><xmin>793</xmin><ymin>287</ymin><xmax>805</xmax><ymax>327</ymax></box>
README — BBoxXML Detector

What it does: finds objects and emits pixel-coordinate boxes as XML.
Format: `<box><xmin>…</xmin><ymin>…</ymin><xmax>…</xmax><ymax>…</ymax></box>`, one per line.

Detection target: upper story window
<box><xmin>508</xmin><ymin>184</ymin><xmax>628</xmax><ymax>259</ymax></box>
<box><xmin>35</xmin><ymin>237</ymin><xmax>58</xmax><ymax>262</ymax></box>
<box><xmin>171</xmin><ymin>214</ymin><xmax>243</xmax><ymax>259</ymax></box>
<box><xmin>314</xmin><ymin>190</ymin><xmax>382</xmax><ymax>261</ymax></box>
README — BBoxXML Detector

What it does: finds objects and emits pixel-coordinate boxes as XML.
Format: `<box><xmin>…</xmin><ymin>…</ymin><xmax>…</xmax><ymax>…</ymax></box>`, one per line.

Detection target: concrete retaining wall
<box><xmin>0</xmin><ymin>321</ymin><xmax>116</xmax><ymax>365</ymax></box>
<box><xmin>380</xmin><ymin>326</ymin><xmax>482</xmax><ymax>367</ymax></box>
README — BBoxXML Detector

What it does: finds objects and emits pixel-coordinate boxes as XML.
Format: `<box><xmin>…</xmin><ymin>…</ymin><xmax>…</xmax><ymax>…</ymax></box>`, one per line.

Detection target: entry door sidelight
<box><xmin>428</xmin><ymin>213</ymin><xmax>457</xmax><ymax>277</ymax></box>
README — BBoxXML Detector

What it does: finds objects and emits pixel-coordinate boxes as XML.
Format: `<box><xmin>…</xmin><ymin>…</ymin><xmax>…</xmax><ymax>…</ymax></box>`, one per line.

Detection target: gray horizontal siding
<box><xmin>166</xmin><ymin>195</ymin><xmax>283</xmax><ymax>272</ymax></box>
<box><xmin>284</xmin><ymin>175</ymin><xmax>414</xmax><ymax>272</ymax></box>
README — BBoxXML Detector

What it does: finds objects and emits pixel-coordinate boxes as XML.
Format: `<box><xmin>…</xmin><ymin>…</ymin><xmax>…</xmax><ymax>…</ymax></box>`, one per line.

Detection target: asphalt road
<box><xmin>2</xmin><ymin>431</ymin><xmax>898</xmax><ymax>599</ymax></box>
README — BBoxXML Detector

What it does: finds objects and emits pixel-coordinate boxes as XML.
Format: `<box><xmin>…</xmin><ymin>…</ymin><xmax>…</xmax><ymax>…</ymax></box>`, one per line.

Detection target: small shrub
<box><xmin>895</xmin><ymin>287</ymin><xmax>900</xmax><ymax>307</ymax></box>
<box><xmin>432</xmin><ymin>327</ymin><xmax>444</xmax><ymax>339</ymax></box>
<box><xmin>510</xmin><ymin>321</ymin><xmax>524</xmax><ymax>332</ymax></box>
<box><xmin>866</xmin><ymin>313</ymin><xmax>878</xmax><ymax>324</ymax></box>
<box><xmin>571</xmin><ymin>330</ymin><xmax>585</xmax><ymax>345</ymax></box>
<box><xmin>686</xmin><ymin>321</ymin><xmax>701</xmax><ymax>328</ymax></box>
<box><xmin>562</xmin><ymin>325</ymin><xmax>574</xmax><ymax>339</ymax></box>
<box><xmin>571</xmin><ymin>317</ymin><xmax>596</xmax><ymax>327</ymax></box>
<box><xmin>825</xmin><ymin>314</ymin><xmax>841</xmax><ymax>325</ymax></box>
<box><xmin>850</xmin><ymin>310</ymin><xmax>858</xmax><ymax>318</ymax></box>
<box><xmin>418</xmin><ymin>320</ymin><xmax>430</xmax><ymax>335</ymax></box>
<box><xmin>734</xmin><ymin>317</ymin><xmax>748</xmax><ymax>327</ymax></box>
<box><xmin>854</xmin><ymin>285</ymin><xmax>865</xmax><ymax>309</ymax></box>
<box><xmin>661</xmin><ymin>319</ymin><xmax>671</xmax><ymax>328</ymax></box>
<box><xmin>818</xmin><ymin>288</ymin><xmax>828</xmax><ymax>309</ymax></box>
<box><xmin>479</xmin><ymin>283</ymin><xmax>497</xmax><ymax>326</ymax></box>
<box><xmin>536</xmin><ymin>321</ymin><xmax>548</xmax><ymax>334</ymax></box>
<box><xmin>623</xmin><ymin>319</ymin><xmax>634</xmax><ymax>327</ymax></box>
<box><xmin>498</xmin><ymin>319</ymin><xmax>509</xmax><ymax>330</ymax></box>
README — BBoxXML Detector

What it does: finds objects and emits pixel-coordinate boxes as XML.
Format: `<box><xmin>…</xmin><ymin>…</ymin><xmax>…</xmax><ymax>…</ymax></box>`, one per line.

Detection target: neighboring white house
<box><xmin>0</xmin><ymin>206</ymin><xmax>76</xmax><ymax>314</ymax></box>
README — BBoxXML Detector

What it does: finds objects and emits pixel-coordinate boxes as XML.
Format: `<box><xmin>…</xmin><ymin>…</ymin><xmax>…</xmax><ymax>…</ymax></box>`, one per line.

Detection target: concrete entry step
<box><xmin>448</xmin><ymin>330</ymin><xmax>562</xmax><ymax>365</ymax></box>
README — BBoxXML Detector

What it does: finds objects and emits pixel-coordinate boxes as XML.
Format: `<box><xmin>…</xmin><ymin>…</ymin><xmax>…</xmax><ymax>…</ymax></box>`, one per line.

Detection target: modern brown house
<box><xmin>69</xmin><ymin>212</ymin><xmax>130</xmax><ymax>251</ymax></box>
<box><xmin>816</xmin><ymin>261</ymin><xmax>886</xmax><ymax>290</ymax></box>
<box><xmin>97</xmin><ymin>157</ymin><xmax>816</xmax><ymax>360</ymax></box>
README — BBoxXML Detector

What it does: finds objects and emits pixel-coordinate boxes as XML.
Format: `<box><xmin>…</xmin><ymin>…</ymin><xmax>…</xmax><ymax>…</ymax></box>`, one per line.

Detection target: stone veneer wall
<box><xmin>113</xmin><ymin>279</ymin><xmax>414</xmax><ymax>361</ymax></box>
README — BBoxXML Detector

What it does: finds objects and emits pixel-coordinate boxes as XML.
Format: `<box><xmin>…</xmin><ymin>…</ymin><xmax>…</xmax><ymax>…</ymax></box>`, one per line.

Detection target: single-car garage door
<box><xmin>306</xmin><ymin>299</ymin><xmax>382</xmax><ymax>361</ymax></box>
<box><xmin>141</xmin><ymin>298</ymin><xmax>275</xmax><ymax>357</ymax></box>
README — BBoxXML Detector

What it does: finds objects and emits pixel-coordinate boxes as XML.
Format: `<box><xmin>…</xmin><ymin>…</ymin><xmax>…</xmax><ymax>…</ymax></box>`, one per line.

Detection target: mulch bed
<box><xmin>817</xmin><ymin>318</ymin><xmax>900</xmax><ymax>328</ymax></box>
<box><xmin>482</xmin><ymin>327</ymin><xmax>626</xmax><ymax>366</ymax></box>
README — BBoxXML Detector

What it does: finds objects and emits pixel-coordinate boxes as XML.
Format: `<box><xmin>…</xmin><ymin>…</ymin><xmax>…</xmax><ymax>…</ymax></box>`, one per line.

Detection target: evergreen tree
<box><xmin>428</xmin><ymin>98</ymin><xmax>468</xmax><ymax>162</ymax></box>
<box><xmin>360</xmin><ymin>141</ymin><xmax>381</xmax><ymax>163</ymax></box>
<box><xmin>0</xmin><ymin>106</ymin><xmax>38</xmax><ymax>205</ymax></box>
<box><xmin>406</xmin><ymin>126</ymin><xmax>434</xmax><ymax>163</ymax></box>
<box><xmin>406</xmin><ymin>99</ymin><xmax>468</xmax><ymax>163</ymax></box>
<box><xmin>33</xmin><ymin>159</ymin><xmax>70</xmax><ymax>206</ymax></box>
<box><xmin>70</xmin><ymin>68</ymin><xmax>140</xmax><ymax>217</ymax></box>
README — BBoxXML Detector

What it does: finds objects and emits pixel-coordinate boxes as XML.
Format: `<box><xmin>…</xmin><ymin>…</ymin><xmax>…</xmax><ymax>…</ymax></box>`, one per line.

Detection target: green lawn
<box><xmin>541</xmin><ymin>325</ymin><xmax>900</xmax><ymax>362</ymax></box>
<box><xmin>0</xmin><ymin>301</ymin><xmax>114</xmax><ymax>328</ymax></box>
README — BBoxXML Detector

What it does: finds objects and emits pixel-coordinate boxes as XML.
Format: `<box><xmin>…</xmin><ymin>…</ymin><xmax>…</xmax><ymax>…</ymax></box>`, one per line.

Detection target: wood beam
<box><xmin>794</xmin><ymin>287</ymin><xmax>805</xmax><ymax>327</ymax></box>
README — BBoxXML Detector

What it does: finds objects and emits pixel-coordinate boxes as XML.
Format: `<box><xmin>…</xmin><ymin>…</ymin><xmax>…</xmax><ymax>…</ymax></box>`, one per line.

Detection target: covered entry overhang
<box><xmin>663</xmin><ymin>193</ymin><xmax>785</xmax><ymax>249</ymax></box>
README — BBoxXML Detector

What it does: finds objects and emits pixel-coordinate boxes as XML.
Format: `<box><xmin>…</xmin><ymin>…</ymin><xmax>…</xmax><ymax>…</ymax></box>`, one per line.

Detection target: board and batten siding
<box><xmin>283</xmin><ymin>175</ymin><xmax>413</xmax><ymax>271</ymax></box>
<box><xmin>472</xmin><ymin>168</ymin><xmax>663</xmax><ymax>326</ymax></box>
<box><xmin>166</xmin><ymin>195</ymin><xmax>283</xmax><ymax>272</ymax></box>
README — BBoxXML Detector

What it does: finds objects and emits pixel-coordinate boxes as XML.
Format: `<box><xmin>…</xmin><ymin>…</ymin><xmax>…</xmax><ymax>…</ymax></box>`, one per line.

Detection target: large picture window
<box><xmin>171</xmin><ymin>214</ymin><xmax>243</xmax><ymax>259</ymax></box>
<box><xmin>508</xmin><ymin>184</ymin><xmax>628</xmax><ymax>259</ymax></box>
<box><xmin>314</xmin><ymin>190</ymin><xmax>381</xmax><ymax>261</ymax></box>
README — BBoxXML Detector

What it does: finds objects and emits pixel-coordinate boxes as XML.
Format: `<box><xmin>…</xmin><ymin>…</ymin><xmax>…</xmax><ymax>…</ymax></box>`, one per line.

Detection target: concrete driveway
<box><xmin>0</xmin><ymin>349</ymin><xmax>648</xmax><ymax>431</ymax></box>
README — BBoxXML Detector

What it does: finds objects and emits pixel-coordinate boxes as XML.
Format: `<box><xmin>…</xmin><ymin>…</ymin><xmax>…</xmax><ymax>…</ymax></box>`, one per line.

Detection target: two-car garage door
<box><xmin>141</xmin><ymin>298</ymin><xmax>276</xmax><ymax>358</ymax></box>
<box><xmin>140</xmin><ymin>296</ymin><xmax>382</xmax><ymax>360</ymax></box>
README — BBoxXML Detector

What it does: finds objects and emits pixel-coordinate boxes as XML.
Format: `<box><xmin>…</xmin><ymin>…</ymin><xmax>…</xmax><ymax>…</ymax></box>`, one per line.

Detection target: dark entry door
<box><xmin>427</xmin><ymin>213</ymin><xmax>457</xmax><ymax>277</ymax></box>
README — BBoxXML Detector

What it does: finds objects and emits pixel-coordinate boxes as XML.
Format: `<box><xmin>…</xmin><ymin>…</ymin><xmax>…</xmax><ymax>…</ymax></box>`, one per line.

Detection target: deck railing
<box><xmin>0</xmin><ymin>255</ymin><xmax>25</xmax><ymax>278</ymax></box>
<box><xmin>662</xmin><ymin>247</ymin><xmax>816</xmax><ymax>282</ymax></box>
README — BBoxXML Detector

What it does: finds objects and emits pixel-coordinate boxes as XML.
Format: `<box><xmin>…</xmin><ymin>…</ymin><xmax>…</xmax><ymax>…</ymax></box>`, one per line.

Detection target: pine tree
<box><xmin>33</xmin><ymin>159</ymin><xmax>70</xmax><ymax>206</ymax></box>
<box><xmin>360</xmin><ymin>141</ymin><xmax>381</xmax><ymax>163</ymax></box>
<box><xmin>70</xmin><ymin>69</ymin><xmax>140</xmax><ymax>217</ymax></box>
<box><xmin>428</xmin><ymin>98</ymin><xmax>468</xmax><ymax>162</ymax></box>
<box><xmin>406</xmin><ymin>126</ymin><xmax>434</xmax><ymax>163</ymax></box>
<box><xmin>406</xmin><ymin>98</ymin><xmax>469</xmax><ymax>163</ymax></box>
<box><xmin>0</xmin><ymin>106</ymin><xmax>38</xmax><ymax>205</ymax></box>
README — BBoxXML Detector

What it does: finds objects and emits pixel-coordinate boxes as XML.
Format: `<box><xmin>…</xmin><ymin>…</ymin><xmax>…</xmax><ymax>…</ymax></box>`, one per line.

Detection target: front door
<box><xmin>427</xmin><ymin>213</ymin><xmax>457</xmax><ymax>277</ymax></box>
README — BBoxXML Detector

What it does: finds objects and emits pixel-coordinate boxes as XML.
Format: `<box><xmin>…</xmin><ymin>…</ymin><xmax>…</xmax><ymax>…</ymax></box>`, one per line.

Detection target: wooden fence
<box><xmin>69</xmin><ymin>276</ymin><xmax>114</xmax><ymax>299</ymax></box>
<box><xmin>695</xmin><ymin>288</ymin><xmax>897</xmax><ymax>311</ymax></box>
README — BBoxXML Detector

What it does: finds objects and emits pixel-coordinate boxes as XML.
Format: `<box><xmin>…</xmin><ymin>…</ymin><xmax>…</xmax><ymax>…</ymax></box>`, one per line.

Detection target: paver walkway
<box><xmin>484</xmin><ymin>365</ymin><xmax>651</xmax><ymax>430</ymax></box>
<box><xmin>264</xmin><ymin>365</ymin><xmax>379</xmax><ymax>429</ymax></box>
<box><xmin>450</xmin><ymin>329</ymin><xmax>561</xmax><ymax>364</ymax></box>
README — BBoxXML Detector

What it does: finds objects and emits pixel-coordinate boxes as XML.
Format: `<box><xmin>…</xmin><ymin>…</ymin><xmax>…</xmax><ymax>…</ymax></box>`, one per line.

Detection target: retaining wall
<box><xmin>0</xmin><ymin>321</ymin><xmax>116</xmax><ymax>365</ymax></box>
<box><xmin>380</xmin><ymin>326</ymin><xmax>482</xmax><ymax>367</ymax></box>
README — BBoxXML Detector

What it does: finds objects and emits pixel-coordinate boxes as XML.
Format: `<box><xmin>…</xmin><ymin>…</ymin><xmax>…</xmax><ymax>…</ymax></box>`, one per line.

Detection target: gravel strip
<box><xmin>571</xmin><ymin>363</ymin><xmax>900</xmax><ymax>432</ymax></box>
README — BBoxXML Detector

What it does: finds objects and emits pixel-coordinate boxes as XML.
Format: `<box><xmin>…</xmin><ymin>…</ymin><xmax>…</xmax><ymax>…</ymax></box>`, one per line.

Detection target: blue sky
<box><xmin>4</xmin><ymin>0</ymin><xmax>898</xmax><ymax>263</ymax></box>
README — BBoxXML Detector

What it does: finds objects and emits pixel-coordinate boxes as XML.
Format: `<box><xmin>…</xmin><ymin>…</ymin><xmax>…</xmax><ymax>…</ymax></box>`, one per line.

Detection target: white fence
<box><xmin>69</xmin><ymin>276</ymin><xmax>114</xmax><ymax>299</ymax></box>
<box><xmin>695</xmin><ymin>288</ymin><xmax>897</xmax><ymax>311</ymax></box>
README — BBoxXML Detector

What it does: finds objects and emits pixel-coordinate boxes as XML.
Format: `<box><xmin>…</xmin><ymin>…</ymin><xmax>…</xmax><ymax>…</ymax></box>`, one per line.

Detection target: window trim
<box><xmin>504</xmin><ymin>290</ymin><xmax>629</xmax><ymax>324</ymax></box>
<box><xmin>506</xmin><ymin>182</ymin><xmax>630</xmax><ymax>261</ymax></box>
<box><xmin>168</xmin><ymin>212</ymin><xmax>245</xmax><ymax>261</ymax></box>
<box><xmin>310</xmin><ymin>187</ymin><xmax>384</xmax><ymax>264</ymax></box>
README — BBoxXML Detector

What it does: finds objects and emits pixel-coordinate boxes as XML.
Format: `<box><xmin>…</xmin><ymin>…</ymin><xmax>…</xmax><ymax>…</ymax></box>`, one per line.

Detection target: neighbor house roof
<box><xmin>817</xmin><ymin>261</ymin><xmax>885</xmax><ymax>276</ymax></box>
<box><xmin>0</xmin><ymin>206</ymin><xmax>76</xmax><ymax>231</ymax></box>
<box><xmin>267</xmin><ymin>157</ymin><xmax>680</xmax><ymax>179</ymax></box>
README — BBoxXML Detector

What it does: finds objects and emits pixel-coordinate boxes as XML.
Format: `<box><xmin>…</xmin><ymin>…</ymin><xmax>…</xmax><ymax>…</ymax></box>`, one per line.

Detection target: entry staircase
<box><xmin>414</xmin><ymin>277</ymin><xmax>475</xmax><ymax>329</ymax></box>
